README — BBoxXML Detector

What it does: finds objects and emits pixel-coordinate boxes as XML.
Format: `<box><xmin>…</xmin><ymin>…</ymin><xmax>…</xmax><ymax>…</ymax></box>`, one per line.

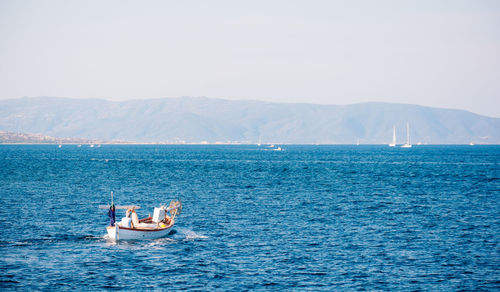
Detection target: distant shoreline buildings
<box><xmin>0</xmin><ymin>130</ymin><xmax>495</xmax><ymax>146</ymax></box>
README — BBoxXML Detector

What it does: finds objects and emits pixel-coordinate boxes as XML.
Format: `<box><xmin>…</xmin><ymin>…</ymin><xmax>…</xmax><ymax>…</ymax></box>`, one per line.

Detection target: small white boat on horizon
<box><xmin>263</xmin><ymin>144</ymin><xmax>284</xmax><ymax>151</ymax></box>
<box><xmin>401</xmin><ymin>122</ymin><xmax>412</xmax><ymax>148</ymax></box>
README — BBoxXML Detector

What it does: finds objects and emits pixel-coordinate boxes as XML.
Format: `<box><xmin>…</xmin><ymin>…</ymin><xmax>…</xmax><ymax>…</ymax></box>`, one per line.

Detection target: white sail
<box><xmin>389</xmin><ymin>126</ymin><xmax>396</xmax><ymax>147</ymax></box>
<box><xmin>401</xmin><ymin>122</ymin><xmax>412</xmax><ymax>148</ymax></box>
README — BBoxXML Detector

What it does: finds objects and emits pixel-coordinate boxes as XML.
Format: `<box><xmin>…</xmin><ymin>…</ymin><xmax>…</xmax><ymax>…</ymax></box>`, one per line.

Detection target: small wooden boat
<box><xmin>102</xmin><ymin>200</ymin><xmax>182</xmax><ymax>240</ymax></box>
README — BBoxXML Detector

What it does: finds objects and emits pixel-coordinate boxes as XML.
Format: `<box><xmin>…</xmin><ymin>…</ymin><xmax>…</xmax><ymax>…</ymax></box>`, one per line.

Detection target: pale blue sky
<box><xmin>1</xmin><ymin>0</ymin><xmax>499</xmax><ymax>117</ymax></box>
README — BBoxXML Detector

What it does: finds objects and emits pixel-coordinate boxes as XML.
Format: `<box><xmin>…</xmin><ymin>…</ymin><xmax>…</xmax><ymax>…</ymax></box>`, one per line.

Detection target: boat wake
<box><xmin>176</xmin><ymin>228</ymin><xmax>208</xmax><ymax>241</ymax></box>
<box><xmin>83</xmin><ymin>235</ymin><xmax>106</xmax><ymax>241</ymax></box>
<box><xmin>144</xmin><ymin>237</ymin><xmax>176</xmax><ymax>248</ymax></box>
<box><xmin>0</xmin><ymin>234</ymin><xmax>108</xmax><ymax>247</ymax></box>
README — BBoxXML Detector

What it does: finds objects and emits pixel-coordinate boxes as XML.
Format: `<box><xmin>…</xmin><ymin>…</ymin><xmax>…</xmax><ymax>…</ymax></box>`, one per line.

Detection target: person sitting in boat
<box><xmin>164</xmin><ymin>214</ymin><xmax>171</xmax><ymax>225</ymax></box>
<box><xmin>131</xmin><ymin>209</ymin><xmax>139</xmax><ymax>228</ymax></box>
<box><xmin>107</xmin><ymin>204</ymin><xmax>116</xmax><ymax>226</ymax></box>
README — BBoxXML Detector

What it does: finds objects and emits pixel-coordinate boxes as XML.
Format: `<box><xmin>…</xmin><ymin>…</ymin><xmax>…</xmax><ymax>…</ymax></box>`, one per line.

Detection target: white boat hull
<box><xmin>106</xmin><ymin>223</ymin><xmax>174</xmax><ymax>240</ymax></box>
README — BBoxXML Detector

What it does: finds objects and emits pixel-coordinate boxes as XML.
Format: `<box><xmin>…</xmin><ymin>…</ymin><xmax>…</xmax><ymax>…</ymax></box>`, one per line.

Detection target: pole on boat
<box><xmin>111</xmin><ymin>191</ymin><xmax>114</xmax><ymax>206</ymax></box>
<box><xmin>167</xmin><ymin>200</ymin><xmax>182</xmax><ymax>221</ymax></box>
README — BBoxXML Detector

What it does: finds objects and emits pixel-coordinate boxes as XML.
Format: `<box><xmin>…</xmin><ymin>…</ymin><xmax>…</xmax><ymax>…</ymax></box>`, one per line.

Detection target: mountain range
<box><xmin>1</xmin><ymin>96</ymin><xmax>499</xmax><ymax>144</ymax></box>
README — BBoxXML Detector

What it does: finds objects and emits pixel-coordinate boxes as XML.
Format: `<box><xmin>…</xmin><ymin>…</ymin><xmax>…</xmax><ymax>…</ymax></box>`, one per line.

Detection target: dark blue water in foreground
<box><xmin>0</xmin><ymin>145</ymin><xmax>499</xmax><ymax>290</ymax></box>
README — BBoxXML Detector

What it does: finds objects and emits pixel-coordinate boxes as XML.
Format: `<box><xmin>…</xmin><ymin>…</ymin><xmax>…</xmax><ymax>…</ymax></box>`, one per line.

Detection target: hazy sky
<box><xmin>1</xmin><ymin>0</ymin><xmax>499</xmax><ymax>117</ymax></box>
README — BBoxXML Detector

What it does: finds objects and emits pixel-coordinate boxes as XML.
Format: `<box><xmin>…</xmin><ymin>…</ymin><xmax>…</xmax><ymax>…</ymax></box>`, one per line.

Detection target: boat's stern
<box><xmin>106</xmin><ymin>225</ymin><xmax>118</xmax><ymax>240</ymax></box>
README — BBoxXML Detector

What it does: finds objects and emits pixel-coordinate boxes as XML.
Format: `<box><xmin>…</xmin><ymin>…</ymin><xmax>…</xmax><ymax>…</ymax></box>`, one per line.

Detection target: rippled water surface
<box><xmin>0</xmin><ymin>145</ymin><xmax>499</xmax><ymax>290</ymax></box>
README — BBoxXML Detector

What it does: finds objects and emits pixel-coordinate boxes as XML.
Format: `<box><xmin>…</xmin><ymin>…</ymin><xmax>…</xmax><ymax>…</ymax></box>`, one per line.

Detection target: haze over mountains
<box><xmin>1</xmin><ymin>96</ymin><xmax>499</xmax><ymax>144</ymax></box>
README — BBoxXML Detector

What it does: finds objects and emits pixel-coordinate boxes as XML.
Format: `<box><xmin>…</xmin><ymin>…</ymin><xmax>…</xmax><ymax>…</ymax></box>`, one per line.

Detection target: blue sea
<box><xmin>0</xmin><ymin>145</ymin><xmax>499</xmax><ymax>290</ymax></box>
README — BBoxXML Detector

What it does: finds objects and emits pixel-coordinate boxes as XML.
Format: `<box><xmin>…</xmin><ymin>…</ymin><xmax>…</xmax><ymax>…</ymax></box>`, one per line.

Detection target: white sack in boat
<box><xmin>121</xmin><ymin>217</ymin><xmax>131</xmax><ymax>227</ymax></box>
<box><xmin>152</xmin><ymin>207</ymin><xmax>165</xmax><ymax>223</ymax></box>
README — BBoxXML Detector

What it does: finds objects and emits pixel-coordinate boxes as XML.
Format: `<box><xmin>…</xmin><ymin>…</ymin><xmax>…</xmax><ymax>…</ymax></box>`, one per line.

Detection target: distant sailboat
<box><xmin>257</xmin><ymin>135</ymin><xmax>262</xmax><ymax>146</ymax></box>
<box><xmin>401</xmin><ymin>123</ymin><xmax>412</xmax><ymax>148</ymax></box>
<box><xmin>389</xmin><ymin>126</ymin><xmax>396</xmax><ymax>147</ymax></box>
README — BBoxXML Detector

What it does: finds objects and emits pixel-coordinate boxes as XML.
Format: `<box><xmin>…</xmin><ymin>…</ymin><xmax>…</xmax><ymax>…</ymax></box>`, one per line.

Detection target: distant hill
<box><xmin>1</xmin><ymin>96</ymin><xmax>499</xmax><ymax>144</ymax></box>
